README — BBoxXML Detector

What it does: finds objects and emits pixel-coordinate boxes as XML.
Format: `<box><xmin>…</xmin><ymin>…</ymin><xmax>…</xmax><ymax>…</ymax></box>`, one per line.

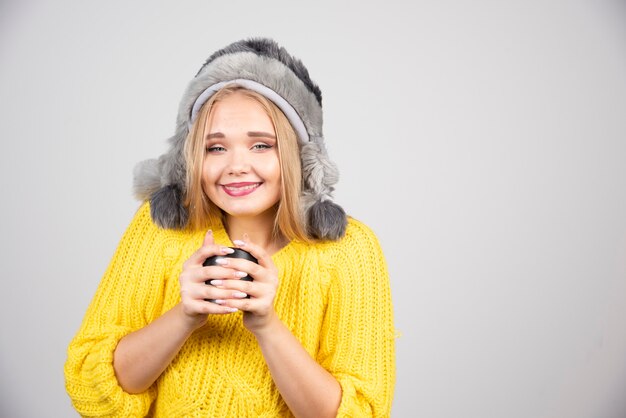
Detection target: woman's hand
<box><xmin>210</xmin><ymin>236</ymin><xmax>280</xmax><ymax>335</ymax></box>
<box><xmin>178</xmin><ymin>230</ymin><xmax>249</xmax><ymax>331</ymax></box>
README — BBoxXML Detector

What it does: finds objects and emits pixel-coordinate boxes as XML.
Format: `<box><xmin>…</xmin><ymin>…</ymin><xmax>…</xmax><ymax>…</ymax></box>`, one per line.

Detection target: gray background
<box><xmin>1</xmin><ymin>0</ymin><xmax>625</xmax><ymax>417</ymax></box>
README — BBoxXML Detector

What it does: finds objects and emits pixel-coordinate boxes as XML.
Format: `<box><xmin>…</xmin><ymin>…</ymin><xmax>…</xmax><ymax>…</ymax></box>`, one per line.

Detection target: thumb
<box><xmin>202</xmin><ymin>229</ymin><xmax>214</xmax><ymax>247</ymax></box>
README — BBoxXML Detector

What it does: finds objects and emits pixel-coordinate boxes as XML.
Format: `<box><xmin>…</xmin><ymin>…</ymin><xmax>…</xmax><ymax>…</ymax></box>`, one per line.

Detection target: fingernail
<box><xmin>234</xmin><ymin>271</ymin><xmax>247</xmax><ymax>278</ymax></box>
<box><xmin>221</xmin><ymin>246</ymin><xmax>235</xmax><ymax>254</ymax></box>
<box><xmin>233</xmin><ymin>291</ymin><xmax>247</xmax><ymax>298</ymax></box>
<box><xmin>233</xmin><ymin>239</ymin><xmax>246</xmax><ymax>247</ymax></box>
<box><xmin>213</xmin><ymin>299</ymin><xmax>225</xmax><ymax>304</ymax></box>
<box><xmin>210</xmin><ymin>280</ymin><xmax>223</xmax><ymax>286</ymax></box>
<box><xmin>225</xmin><ymin>307</ymin><xmax>238</xmax><ymax>313</ymax></box>
<box><xmin>214</xmin><ymin>258</ymin><xmax>228</xmax><ymax>265</ymax></box>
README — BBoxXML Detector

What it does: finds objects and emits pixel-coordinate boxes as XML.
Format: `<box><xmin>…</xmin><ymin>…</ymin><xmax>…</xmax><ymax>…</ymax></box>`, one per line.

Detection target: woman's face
<box><xmin>201</xmin><ymin>92</ymin><xmax>281</xmax><ymax>220</ymax></box>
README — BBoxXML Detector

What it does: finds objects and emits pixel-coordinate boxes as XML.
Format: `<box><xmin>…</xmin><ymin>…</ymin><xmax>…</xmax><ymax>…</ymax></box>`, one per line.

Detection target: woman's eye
<box><xmin>252</xmin><ymin>143</ymin><xmax>273</xmax><ymax>151</ymax></box>
<box><xmin>206</xmin><ymin>145</ymin><xmax>226</xmax><ymax>153</ymax></box>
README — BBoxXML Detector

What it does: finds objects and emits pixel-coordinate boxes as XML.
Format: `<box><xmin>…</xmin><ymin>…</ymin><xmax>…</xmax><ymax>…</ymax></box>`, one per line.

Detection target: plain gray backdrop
<box><xmin>1</xmin><ymin>0</ymin><xmax>626</xmax><ymax>417</ymax></box>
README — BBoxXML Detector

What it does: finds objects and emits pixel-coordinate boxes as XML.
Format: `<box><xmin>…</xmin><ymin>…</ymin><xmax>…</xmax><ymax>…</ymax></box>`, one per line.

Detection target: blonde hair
<box><xmin>184</xmin><ymin>86</ymin><xmax>311</xmax><ymax>242</ymax></box>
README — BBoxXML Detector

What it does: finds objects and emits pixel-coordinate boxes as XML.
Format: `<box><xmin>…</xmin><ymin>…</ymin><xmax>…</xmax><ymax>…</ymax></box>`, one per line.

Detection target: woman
<box><xmin>65</xmin><ymin>38</ymin><xmax>395</xmax><ymax>417</ymax></box>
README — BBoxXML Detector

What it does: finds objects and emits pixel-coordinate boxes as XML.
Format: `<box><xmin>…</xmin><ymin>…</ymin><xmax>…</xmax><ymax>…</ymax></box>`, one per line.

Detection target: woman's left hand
<box><xmin>212</xmin><ymin>237</ymin><xmax>279</xmax><ymax>334</ymax></box>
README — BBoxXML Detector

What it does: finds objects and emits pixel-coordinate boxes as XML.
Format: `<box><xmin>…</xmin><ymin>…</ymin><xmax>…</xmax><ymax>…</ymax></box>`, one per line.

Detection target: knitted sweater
<box><xmin>65</xmin><ymin>203</ymin><xmax>395</xmax><ymax>417</ymax></box>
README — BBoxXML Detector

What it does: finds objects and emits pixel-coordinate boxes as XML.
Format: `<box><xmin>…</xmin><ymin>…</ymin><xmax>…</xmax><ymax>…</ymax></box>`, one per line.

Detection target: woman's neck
<box><xmin>223</xmin><ymin>209</ymin><xmax>287</xmax><ymax>255</ymax></box>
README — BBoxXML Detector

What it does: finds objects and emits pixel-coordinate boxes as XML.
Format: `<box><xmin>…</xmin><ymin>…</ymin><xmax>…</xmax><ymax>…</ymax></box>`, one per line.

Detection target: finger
<box><xmin>221</xmin><ymin>297</ymin><xmax>265</xmax><ymax>313</ymax></box>
<box><xmin>185</xmin><ymin>245</ymin><xmax>235</xmax><ymax>268</ymax></box>
<box><xmin>212</xmin><ymin>258</ymin><xmax>272</xmax><ymax>282</ymax></box>
<box><xmin>216</xmin><ymin>257</ymin><xmax>274</xmax><ymax>285</ymax></box>
<box><xmin>185</xmin><ymin>299</ymin><xmax>238</xmax><ymax>315</ymax></box>
<box><xmin>203</xmin><ymin>229</ymin><xmax>214</xmax><ymax>247</ymax></box>
<box><xmin>232</xmin><ymin>236</ymin><xmax>274</xmax><ymax>270</ymax></box>
<box><xmin>180</xmin><ymin>265</ymin><xmax>233</xmax><ymax>288</ymax></box>
<box><xmin>214</xmin><ymin>278</ymin><xmax>268</xmax><ymax>299</ymax></box>
<box><xmin>196</xmin><ymin>265</ymin><xmax>245</xmax><ymax>283</ymax></box>
<box><xmin>182</xmin><ymin>283</ymin><xmax>246</xmax><ymax>308</ymax></box>
<box><xmin>201</xmin><ymin>283</ymin><xmax>249</xmax><ymax>301</ymax></box>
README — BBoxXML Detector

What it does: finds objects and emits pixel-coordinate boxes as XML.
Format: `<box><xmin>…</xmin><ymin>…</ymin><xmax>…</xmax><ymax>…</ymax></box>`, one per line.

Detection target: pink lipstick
<box><xmin>222</xmin><ymin>182</ymin><xmax>261</xmax><ymax>197</ymax></box>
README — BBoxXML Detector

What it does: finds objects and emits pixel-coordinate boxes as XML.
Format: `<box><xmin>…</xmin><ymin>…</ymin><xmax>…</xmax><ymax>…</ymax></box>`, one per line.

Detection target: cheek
<box><xmin>201</xmin><ymin>158</ymin><xmax>218</xmax><ymax>180</ymax></box>
<box><xmin>201</xmin><ymin>163</ymin><xmax>219</xmax><ymax>193</ymax></box>
<box><xmin>264</xmin><ymin>155</ymin><xmax>281</xmax><ymax>183</ymax></box>
<box><xmin>269</xmin><ymin>163</ymin><xmax>281</xmax><ymax>183</ymax></box>
<box><xmin>267</xmin><ymin>160</ymin><xmax>282</xmax><ymax>200</ymax></box>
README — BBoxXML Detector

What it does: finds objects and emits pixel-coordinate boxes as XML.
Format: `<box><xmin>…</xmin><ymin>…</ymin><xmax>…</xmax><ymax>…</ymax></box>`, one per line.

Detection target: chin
<box><xmin>223</xmin><ymin>204</ymin><xmax>278</xmax><ymax>219</ymax></box>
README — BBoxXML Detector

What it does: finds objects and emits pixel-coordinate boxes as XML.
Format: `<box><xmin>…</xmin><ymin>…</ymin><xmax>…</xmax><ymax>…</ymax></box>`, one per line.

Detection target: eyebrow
<box><xmin>205</xmin><ymin>131</ymin><xmax>277</xmax><ymax>140</ymax></box>
<box><xmin>205</xmin><ymin>132</ymin><xmax>224</xmax><ymax>140</ymax></box>
<box><xmin>247</xmin><ymin>131</ymin><xmax>276</xmax><ymax>139</ymax></box>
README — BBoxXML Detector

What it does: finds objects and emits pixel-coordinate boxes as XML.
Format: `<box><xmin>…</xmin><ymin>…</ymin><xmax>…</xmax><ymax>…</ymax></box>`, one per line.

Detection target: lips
<box><xmin>221</xmin><ymin>182</ymin><xmax>262</xmax><ymax>197</ymax></box>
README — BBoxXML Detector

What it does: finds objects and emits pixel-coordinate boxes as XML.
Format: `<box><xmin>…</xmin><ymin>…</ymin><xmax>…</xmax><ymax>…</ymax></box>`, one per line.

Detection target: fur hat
<box><xmin>133</xmin><ymin>38</ymin><xmax>347</xmax><ymax>240</ymax></box>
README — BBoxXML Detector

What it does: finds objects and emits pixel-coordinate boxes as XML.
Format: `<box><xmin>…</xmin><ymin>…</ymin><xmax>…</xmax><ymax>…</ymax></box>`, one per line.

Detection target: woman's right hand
<box><xmin>178</xmin><ymin>230</ymin><xmax>248</xmax><ymax>331</ymax></box>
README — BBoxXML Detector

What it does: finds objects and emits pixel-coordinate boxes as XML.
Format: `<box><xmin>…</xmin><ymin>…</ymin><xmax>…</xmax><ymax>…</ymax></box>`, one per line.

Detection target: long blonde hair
<box><xmin>184</xmin><ymin>86</ymin><xmax>311</xmax><ymax>242</ymax></box>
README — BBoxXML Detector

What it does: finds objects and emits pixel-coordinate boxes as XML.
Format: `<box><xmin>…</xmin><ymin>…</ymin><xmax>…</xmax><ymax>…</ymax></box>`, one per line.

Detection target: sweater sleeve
<box><xmin>318</xmin><ymin>219</ymin><xmax>396</xmax><ymax>417</ymax></box>
<box><xmin>64</xmin><ymin>203</ymin><xmax>169</xmax><ymax>417</ymax></box>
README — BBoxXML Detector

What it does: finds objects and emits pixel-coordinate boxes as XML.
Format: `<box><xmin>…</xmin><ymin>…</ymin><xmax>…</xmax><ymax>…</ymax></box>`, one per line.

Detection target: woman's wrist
<box><xmin>175</xmin><ymin>303</ymin><xmax>207</xmax><ymax>333</ymax></box>
<box><xmin>249</xmin><ymin>310</ymin><xmax>282</xmax><ymax>340</ymax></box>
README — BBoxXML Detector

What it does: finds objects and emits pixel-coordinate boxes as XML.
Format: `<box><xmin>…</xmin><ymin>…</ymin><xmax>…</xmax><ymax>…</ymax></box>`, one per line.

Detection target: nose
<box><xmin>227</xmin><ymin>148</ymin><xmax>250</xmax><ymax>175</ymax></box>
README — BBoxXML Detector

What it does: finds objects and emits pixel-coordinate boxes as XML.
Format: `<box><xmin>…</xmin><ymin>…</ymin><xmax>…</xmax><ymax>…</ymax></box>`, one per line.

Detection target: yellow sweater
<box><xmin>65</xmin><ymin>203</ymin><xmax>395</xmax><ymax>417</ymax></box>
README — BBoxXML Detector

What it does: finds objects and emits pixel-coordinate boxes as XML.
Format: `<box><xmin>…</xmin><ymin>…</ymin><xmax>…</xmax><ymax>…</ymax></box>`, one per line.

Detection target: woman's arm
<box><xmin>112</xmin><ymin>304</ymin><xmax>197</xmax><ymax>393</ymax></box>
<box><xmin>113</xmin><ymin>230</ymin><xmax>249</xmax><ymax>393</ymax></box>
<box><xmin>65</xmin><ymin>204</ymin><xmax>163</xmax><ymax>416</ymax></box>
<box><xmin>253</xmin><ymin>313</ymin><xmax>342</xmax><ymax>418</ymax></box>
<box><xmin>316</xmin><ymin>220</ymin><xmax>396</xmax><ymax>417</ymax></box>
<box><xmin>212</xmin><ymin>221</ymin><xmax>396</xmax><ymax>417</ymax></box>
<box><xmin>216</xmin><ymin>239</ymin><xmax>341</xmax><ymax>418</ymax></box>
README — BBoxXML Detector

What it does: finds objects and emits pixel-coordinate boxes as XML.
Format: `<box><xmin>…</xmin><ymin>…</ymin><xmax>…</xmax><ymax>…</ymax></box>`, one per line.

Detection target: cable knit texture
<box><xmin>65</xmin><ymin>203</ymin><xmax>395</xmax><ymax>417</ymax></box>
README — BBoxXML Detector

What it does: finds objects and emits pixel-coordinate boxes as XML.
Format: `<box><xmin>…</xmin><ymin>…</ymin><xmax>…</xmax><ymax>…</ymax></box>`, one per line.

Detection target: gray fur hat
<box><xmin>133</xmin><ymin>38</ymin><xmax>346</xmax><ymax>240</ymax></box>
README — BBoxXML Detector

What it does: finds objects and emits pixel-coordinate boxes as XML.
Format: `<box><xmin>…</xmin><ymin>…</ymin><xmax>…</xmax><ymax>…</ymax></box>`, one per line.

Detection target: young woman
<box><xmin>65</xmin><ymin>38</ymin><xmax>395</xmax><ymax>417</ymax></box>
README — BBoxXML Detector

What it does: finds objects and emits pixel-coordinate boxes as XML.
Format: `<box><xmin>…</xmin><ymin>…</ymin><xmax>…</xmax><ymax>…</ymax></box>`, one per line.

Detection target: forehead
<box><xmin>206</xmin><ymin>91</ymin><xmax>274</xmax><ymax>133</ymax></box>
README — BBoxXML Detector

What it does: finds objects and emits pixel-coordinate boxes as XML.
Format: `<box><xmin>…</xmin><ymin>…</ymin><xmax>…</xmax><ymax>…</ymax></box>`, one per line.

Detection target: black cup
<box><xmin>203</xmin><ymin>248</ymin><xmax>258</xmax><ymax>301</ymax></box>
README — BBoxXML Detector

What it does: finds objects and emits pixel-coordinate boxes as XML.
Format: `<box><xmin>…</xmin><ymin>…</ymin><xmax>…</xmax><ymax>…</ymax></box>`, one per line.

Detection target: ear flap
<box><xmin>307</xmin><ymin>200</ymin><xmax>347</xmax><ymax>240</ymax></box>
<box><xmin>133</xmin><ymin>124</ymin><xmax>189</xmax><ymax>228</ymax></box>
<box><xmin>300</xmin><ymin>140</ymin><xmax>346</xmax><ymax>239</ymax></box>
<box><xmin>149</xmin><ymin>184</ymin><xmax>189</xmax><ymax>229</ymax></box>
<box><xmin>133</xmin><ymin>158</ymin><xmax>162</xmax><ymax>201</ymax></box>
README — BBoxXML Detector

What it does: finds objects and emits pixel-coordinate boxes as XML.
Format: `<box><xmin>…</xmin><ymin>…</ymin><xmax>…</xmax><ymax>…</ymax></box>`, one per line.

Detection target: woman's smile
<box><xmin>221</xmin><ymin>182</ymin><xmax>262</xmax><ymax>197</ymax></box>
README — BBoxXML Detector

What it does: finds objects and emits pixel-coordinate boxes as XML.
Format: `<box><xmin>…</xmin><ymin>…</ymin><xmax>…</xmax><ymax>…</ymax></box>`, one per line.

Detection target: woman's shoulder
<box><xmin>309</xmin><ymin>217</ymin><xmax>388</xmax><ymax>289</ymax></box>
<box><xmin>313</xmin><ymin>216</ymin><xmax>383</xmax><ymax>259</ymax></box>
<box><xmin>115</xmin><ymin>202</ymin><xmax>208</xmax><ymax>267</ymax></box>
<box><xmin>344</xmin><ymin>217</ymin><xmax>379</xmax><ymax>241</ymax></box>
<box><xmin>123</xmin><ymin>202</ymin><xmax>205</xmax><ymax>247</ymax></box>
<box><xmin>129</xmin><ymin>202</ymin><xmax>202</xmax><ymax>234</ymax></box>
